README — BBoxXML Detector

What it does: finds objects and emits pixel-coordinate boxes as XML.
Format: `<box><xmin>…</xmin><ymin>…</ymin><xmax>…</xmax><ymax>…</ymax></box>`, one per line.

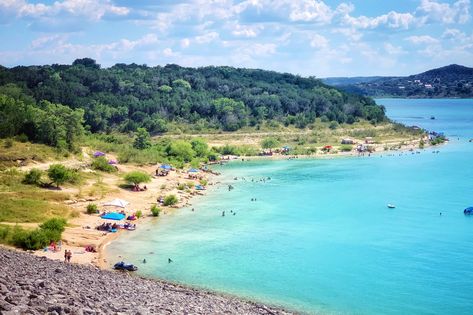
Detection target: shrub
<box><xmin>261</xmin><ymin>137</ymin><xmax>280</xmax><ymax>149</ymax></box>
<box><xmin>151</xmin><ymin>205</ymin><xmax>161</xmax><ymax>217</ymax></box>
<box><xmin>329</xmin><ymin>121</ymin><xmax>339</xmax><ymax>130</ymax></box>
<box><xmin>340</xmin><ymin>145</ymin><xmax>353</xmax><ymax>152</ymax></box>
<box><xmin>163</xmin><ymin>194</ymin><xmax>178</xmax><ymax>206</ymax></box>
<box><xmin>23</xmin><ymin>169</ymin><xmax>43</xmax><ymax>186</ymax></box>
<box><xmin>91</xmin><ymin>156</ymin><xmax>116</xmax><ymax>173</ymax></box>
<box><xmin>199</xmin><ymin>179</ymin><xmax>208</xmax><ymax>186</ymax></box>
<box><xmin>11</xmin><ymin>218</ymin><xmax>67</xmax><ymax>250</ymax></box>
<box><xmin>136</xmin><ymin>210</ymin><xmax>143</xmax><ymax>218</ymax></box>
<box><xmin>4</xmin><ymin>138</ymin><xmax>13</xmax><ymax>148</ymax></box>
<box><xmin>419</xmin><ymin>139</ymin><xmax>425</xmax><ymax>149</ymax></box>
<box><xmin>124</xmin><ymin>171</ymin><xmax>151</xmax><ymax>186</ymax></box>
<box><xmin>86</xmin><ymin>203</ymin><xmax>98</xmax><ymax>214</ymax></box>
<box><xmin>47</xmin><ymin>164</ymin><xmax>72</xmax><ymax>188</ymax></box>
<box><xmin>186</xmin><ymin>181</ymin><xmax>195</xmax><ymax>188</ymax></box>
<box><xmin>177</xmin><ymin>183</ymin><xmax>186</xmax><ymax>190</ymax></box>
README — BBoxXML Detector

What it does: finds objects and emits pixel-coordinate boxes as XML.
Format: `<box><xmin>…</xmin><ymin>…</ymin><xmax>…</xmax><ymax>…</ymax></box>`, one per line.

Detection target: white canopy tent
<box><xmin>103</xmin><ymin>198</ymin><xmax>129</xmax><ymax>208</ymax></box>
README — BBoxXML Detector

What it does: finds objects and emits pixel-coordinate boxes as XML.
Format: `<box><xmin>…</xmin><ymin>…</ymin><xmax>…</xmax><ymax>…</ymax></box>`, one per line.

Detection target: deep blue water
<box><xmin>107</xmin><ymin>99</ymin><xmax>473</xmax><ymax>314</ymax></box>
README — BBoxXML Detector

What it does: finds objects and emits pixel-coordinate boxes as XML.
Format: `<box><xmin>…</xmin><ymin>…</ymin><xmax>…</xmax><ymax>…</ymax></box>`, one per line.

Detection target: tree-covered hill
<box><xmin>0</xmin><ymin>58</ymin><xmax>385</xmax><ymax>140</ymax></box>
<box><xmin>325</xmin><ymin>64</ymin><xmax>473</xmax><ymax>98</ymax></box>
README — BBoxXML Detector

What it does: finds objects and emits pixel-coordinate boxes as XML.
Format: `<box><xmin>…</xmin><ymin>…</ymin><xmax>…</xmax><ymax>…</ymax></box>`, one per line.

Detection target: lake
<box><xmin>107</xmin><ymin>98</ymin><xmax>473</xmax><ymax>314</ymax></box>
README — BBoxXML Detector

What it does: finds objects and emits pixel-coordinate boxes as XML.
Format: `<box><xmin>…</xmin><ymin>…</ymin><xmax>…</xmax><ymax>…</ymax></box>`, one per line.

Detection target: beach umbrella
<box><xmin>103</xmin><ymin>198</ymin><xmax>129</xmax><ymax>208</ymax></box>
<box><xmin>93</xmin><ymin>151</ymin><xmax>105</xmax><ymax>157</ymax></box>
<box><xmin>160</xmin><ymin>164</ymin><xmax>172</xmax><ymax>170</ymax></box>
<box><xmin>188</xmin><ymin>168</ymin><xmax>200</xmax><ymax>173</ymax></box>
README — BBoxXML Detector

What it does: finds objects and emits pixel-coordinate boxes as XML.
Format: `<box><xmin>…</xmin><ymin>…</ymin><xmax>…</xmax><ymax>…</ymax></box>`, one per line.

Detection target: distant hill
<box><xmin>323</xmin><ymin>64</ymin><xmax>473</xmax><ymax>98</ymax></box>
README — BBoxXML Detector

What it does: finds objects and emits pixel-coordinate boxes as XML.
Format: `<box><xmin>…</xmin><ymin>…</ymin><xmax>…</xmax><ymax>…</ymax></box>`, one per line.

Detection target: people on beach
<box><xmin>64</xmin><ymin>250</ymin><xmax>72</xmax><ymax>263</ymax></box>
<box><xmin>222</xmin><ymin>211</ymin><xmax>225</xmax><ymax>217</ymax></box>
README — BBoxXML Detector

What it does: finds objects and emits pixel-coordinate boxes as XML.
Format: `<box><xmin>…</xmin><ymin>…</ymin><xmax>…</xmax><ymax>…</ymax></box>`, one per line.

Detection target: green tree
<box><xmin>166</xmin><ymin>140</ymin><xmax>195</xmax><ymax>162</ymax></box>
<box><xmin>124</xmin><ymin>171</ymin><xmax>151</xmax><ymax>186</ymax></box>
<box><xmin>261</xmin><ymin>137</ymin><xmax>280</xmax><ymax>149</ymax></box>
<box><xmin>47</xmin><ymin>164</ymin><xmax>71</xmax><ymax>188</ymax></box>
<box><xmin>190</xmin><ymin>138</ymin><xmax>209</xmax><ymax>157</ymax></box>
<box><xmin>133</xmin><ymin>127</ymin><xmax>151</xmax><ymax>149</ymax></box>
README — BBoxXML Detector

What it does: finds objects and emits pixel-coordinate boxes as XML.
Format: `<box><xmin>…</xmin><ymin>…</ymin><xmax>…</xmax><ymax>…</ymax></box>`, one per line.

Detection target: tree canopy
<box><xmin>0</xmin><ymin>59</ymin><xmax>387</xmax><ymax>138</ymax></box>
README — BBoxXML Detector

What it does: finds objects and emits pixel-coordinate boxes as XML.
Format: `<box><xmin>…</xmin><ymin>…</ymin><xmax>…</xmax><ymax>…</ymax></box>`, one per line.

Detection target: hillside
<box><xmin>0</xmin><ymin>58</ymin><xmax>385</xmax><ymax>143</ymax></box>
<box><xmin>324</xmin><ymin>64</ymin><xmax>473</xmax><ymax>98</ymax></box>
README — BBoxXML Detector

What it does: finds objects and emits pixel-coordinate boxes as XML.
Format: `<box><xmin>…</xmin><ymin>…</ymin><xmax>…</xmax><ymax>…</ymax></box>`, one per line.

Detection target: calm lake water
<box><xmin>107</xmin><ymin>99</ymin><xmax>473</xmax><ymax>314</ymax></box>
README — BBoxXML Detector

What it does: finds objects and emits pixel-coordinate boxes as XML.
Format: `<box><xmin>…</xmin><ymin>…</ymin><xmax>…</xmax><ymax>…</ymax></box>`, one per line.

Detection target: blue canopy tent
<box><xmin>93</xmin><ymin>151</ymin><xmax>105</xmax><ymax>157</ymax></box>
<box><xmin>160</xmin><ymin>164</ymin><xmax>172</xmax><ymax>170</ymax></box>
<box><xmin>101</xmin><ymin>212</ymin><xmax>126</xmax><ymax>220</ymax></box>
<box><xmin>464</xmin><ymin>207</ymin><xmax>473</xmax><ymax>215</ymax></box>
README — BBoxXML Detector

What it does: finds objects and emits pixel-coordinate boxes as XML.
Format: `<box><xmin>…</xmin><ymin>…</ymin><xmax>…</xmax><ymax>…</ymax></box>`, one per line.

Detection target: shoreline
<box><xmin>1</xmin><ymin>247</ymin><xmax>294</xmax><ymax>314</ymax></box>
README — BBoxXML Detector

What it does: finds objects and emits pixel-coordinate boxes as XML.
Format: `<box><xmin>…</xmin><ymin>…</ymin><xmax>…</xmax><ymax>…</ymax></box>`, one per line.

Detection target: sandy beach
<box><xmin>19</xmin><ymin>133</ymin><xmax>434</xmax><ymax>270</ymax></box>
<box><xmin>19</xmin><ymin>158</ymin><xmax>216</xmax><ymax>269</ymax></box>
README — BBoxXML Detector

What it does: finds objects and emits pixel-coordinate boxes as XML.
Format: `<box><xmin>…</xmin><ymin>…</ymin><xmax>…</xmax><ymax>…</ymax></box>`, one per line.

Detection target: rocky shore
<box><xmin>0</xmin><ymin>248</ymin><xmax>293</xmax><ymax>315</ymax></box>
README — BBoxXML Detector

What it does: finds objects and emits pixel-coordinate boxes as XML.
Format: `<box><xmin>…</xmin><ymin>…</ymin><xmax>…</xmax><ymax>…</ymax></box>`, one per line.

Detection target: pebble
<box><xmin>0</xmin><ymin>248</ymin><xmax>292</xmax><ymax>314</ymax></box>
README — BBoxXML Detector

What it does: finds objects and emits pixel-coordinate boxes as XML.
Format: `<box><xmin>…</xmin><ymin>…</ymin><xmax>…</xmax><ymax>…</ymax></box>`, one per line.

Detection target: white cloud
<box><xmin>181</xmin><ymin>38</ymin><xmax>190</xmax><ymax>48</ymax></box>
<box><xmin>1</xmin><ymin>0</ymin><xmax>129</xmax><ymax>21</ymax></box>
<box><xmin>309</xmin><ymin>34</ymin><xmax>328</xmax><ymax>49</ymax></box>
<box><xmin>162</xmin><ymin>48</ymin><xmax>176</xmax><ymax>57</ymax></box>
<box><xmin>341</xmin><ymin>11</ymin><xmax>416</xmax><ymax>29</ymax></box>
<box><xmin>194</xmin><ymin>31</ymin><xmax>219</xmax><ymax>44</ymax></box>
<box><xmin>384</xmin><ymin>43</ymin><xmax>406</xmax><ymax>55</ymax></box>
<box><xmin>288</xmin><ymin>0</ymin><xmax>333</xmax><ymax>23</ymax></box>
<box><xmin>405</xmin><ymin>35</ymin><xmax>440</xmax><ymax>44</ymax></box>
<box><xmin>231</xmin><ymin>23</ymin><xmax>263</xmax><ymax>37</ymax></box>
<box><xmin>417</xmin><ymin>0</ymin><xmax>471</xmax><ymax>24</ymax></box>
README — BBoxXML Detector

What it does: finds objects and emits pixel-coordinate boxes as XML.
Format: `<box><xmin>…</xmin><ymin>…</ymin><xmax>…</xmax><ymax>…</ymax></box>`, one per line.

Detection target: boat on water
<box><xmin>464</xmin><ymin>207</ymin><xmax>473</xmax><ymax>215</ymax></box>
<box><xmin>387</xmin><ymin>204</ymin><xmax>396</xmax><ymax>209</ymax></box>
<box><xmin>430</xmin><ymin>116</ymin><xmax>436</xmax><ymax>120</ymax></box>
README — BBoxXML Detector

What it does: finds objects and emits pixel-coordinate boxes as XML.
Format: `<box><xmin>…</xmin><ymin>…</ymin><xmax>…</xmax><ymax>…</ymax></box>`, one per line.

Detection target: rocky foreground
<box><xmin>0</xmin><ymin>248</ymin><xmax>293</xmax><ymax>315</ymax></box>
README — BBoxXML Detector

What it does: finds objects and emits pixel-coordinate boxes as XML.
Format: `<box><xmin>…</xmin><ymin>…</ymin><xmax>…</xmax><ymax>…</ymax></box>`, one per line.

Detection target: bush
<box><xmin>199</xmin><ymin>179</ymin><xmax>208</xmax><ymax>186</ymax></box>
<box><xmin>177</xmin><ymin>183</ymin><xmax>186</xmax><ymax>190</ymax></box>
<box><xmin>10</xmin><ymin>217</ymin><xmax>67</xmax><ymax>250</ymax></box>
<box><xmin>340</xmin><ymin>145</ymin><xmax>353</xmax><ymax>152</ymax></box>
<box><xmin>86</xmin><ymin>203</ymin><xmax>98</xmax><ymax>214</ymax></box>
<box><xmin>23</xmin><ymin>169</ymin><xmax>43</xmax><ymax>186</ymax></box>
<box><xmin>136</xmin><ymin>210</ymin><xmax>143</xmax><ymax>218</ymax></box>
<box><xmin>163</xmin><ymin>194</ymin><xmax>178</xmax><ymax>206</ymax></box>
<box><xmin>151</xmin><ymin>205</ymin><xmax>161</xmax><ymax>217</ymax></box>
<box><xmin>47</xmin><ymin>164</ymin><xmax>72</xmax><ymax>188</ymax></box>
<box><xmin>4</xmin><ymin>138</ymin><xmax>13</xmax><ymax>148</ymax></box>
<box><xmin>261</xmin><ymin>137</ymin><xmax>280</xmax><ymax>149</ymax></box>
<box><xmin>91</xmin><ymin>156</ymin><xmax>116</xmax><ymax>173</ymax></box>
<box><xmin>329</xmin><ymin>121</ymin><xmax>339</xmax><ymax>130</ymax></box>
<box><xmin>124</xmin><ymin>171</ymin><xmax>151</xmax><ymax>186</ymax></box>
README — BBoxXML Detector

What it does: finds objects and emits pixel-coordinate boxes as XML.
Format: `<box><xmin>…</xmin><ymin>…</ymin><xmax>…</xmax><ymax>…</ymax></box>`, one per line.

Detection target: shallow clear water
<box><xmin>107</xmin><ymin>99</ymin><xmax>473</xmax><ymax>314</ymax></box>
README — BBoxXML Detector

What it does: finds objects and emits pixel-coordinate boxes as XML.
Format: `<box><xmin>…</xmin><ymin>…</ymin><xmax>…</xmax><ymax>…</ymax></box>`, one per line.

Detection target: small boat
<box><xmin>464</xmin><ymin>207</ymin><xmax>473</xmax><ymax>215</ymax></box>
<box><xmin>114</xmin><ymin>261</ymin><xmax>138</xmax><ymax>271</ymax></box>
<box><xmin>387</xmin><ymin>204</ymin><xmax>396</xmax><ymax>209</ymax></box>
<box><xmin>430</xmin><ymin>116</ymin><xmax>436</xmax><ymax>120</ymax></box>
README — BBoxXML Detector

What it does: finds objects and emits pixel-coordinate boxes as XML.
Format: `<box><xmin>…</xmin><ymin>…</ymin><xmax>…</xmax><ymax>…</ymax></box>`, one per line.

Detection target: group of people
<box><xmin>64</xmin><ymin>250</ymin><xmax>72</xmax><ymax>262</ymax></box>
<box><xmin>132</xmin><ymin>184</ymin><xmax>147</xmax><ymax>192</ymax></box>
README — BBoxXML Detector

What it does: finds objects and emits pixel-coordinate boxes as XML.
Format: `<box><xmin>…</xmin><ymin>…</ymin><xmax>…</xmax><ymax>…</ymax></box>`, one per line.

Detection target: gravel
<box><xmin>0</xmin><ymin>248</ymin><xmax>294</xmax><ymax>314</ymax></box>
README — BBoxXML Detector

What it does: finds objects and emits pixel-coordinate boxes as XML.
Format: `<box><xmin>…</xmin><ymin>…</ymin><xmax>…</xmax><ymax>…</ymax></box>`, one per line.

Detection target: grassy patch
<box><xmin>0</xmin><ymin>139</ymin><xmax>67</xmax><ymax>170</ymax></box>
<box><xmin>0</xmin><ymin>191</ymin><xmax>70</xmax><ymax>223</ymax></box>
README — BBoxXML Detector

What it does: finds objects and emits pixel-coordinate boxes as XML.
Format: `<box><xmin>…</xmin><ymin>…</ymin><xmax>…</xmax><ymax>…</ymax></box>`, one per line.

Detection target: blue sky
<box><xmin>0</xmin><ymin>0</ymin><xmax>472</xmax><ymax>77</ymax></box>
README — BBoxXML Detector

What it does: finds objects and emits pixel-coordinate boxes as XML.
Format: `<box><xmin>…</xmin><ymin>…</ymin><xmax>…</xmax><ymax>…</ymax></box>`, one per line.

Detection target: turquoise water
<box><xmin>107</xmin><ymin>99</ymin><xmax>473</xmax><ymax>314</ymax></box>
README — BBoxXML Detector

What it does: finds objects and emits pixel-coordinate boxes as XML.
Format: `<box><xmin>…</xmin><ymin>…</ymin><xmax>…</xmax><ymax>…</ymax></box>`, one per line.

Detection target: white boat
<box><xmin>387</xmin><ymin>204</ymin><xmax>396</xmax><ymax>209</ymax></box>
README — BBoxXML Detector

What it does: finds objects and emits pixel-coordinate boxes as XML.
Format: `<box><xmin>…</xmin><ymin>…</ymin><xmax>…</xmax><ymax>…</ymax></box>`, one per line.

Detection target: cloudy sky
<box><xmin>0</xmin><ymin>0</ymin><xmax>472</xmax><ymax>77</ymax></box>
